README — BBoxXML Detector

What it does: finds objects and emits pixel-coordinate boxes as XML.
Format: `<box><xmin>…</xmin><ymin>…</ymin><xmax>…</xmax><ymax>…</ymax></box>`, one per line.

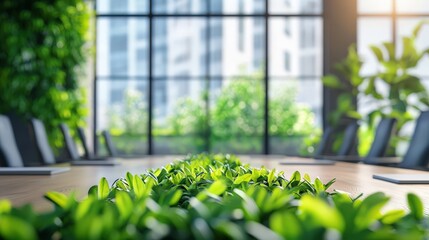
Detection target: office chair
<box><xmin>30</xmin><ymin>118</ymin><xmax>56</xmax><ymax>165</ymax></box>
<box><xmin>327</xmin><ymin>118</ymin><xmax>397</xmax><ymax>163</ymax></box>
<box><xmin>59</xmin><ymin>123</ymin><xmax>81</xmax><ymax>161</ymax></box>
<box><xmin>365</xmin><ymin>118</ymin><xmax>397</xmax><ymax>159</ymax></box>
<box><xmin>313</xmin><ymin>126</ymin><xmax>334</xmax><ymax>157</ymax></box>
<box><xmin>397</xmin><ymin>111</ymin><xmax>429</xmax><ymax>169</ymax></box>
<box><xmin>101</xmin><ymin>130</ymin><xmax>118</xmax><ymax>157</ymax></box>
<box><xmin>77</xmin><ymin>127</ymin><xmax>108</xmax><ymax>160</ymax></box>
<box><xmin>0</xmin><ymin>115</ymin><xmax>24</xmax><ymax>167</ymax></box>
<box><xmin>362</xmin><ymin>111</ymin><xmax>429</xmax><ymax>169</ymax></box>
<box><xmin>337</xmin><ymin>122</ymin><xmax>359</xmax><ymax>156</ymax></box>
<box><xmin>60</xmin><ymin>124</ymin><xmax>119</xmax><ymax>166</ymax></box>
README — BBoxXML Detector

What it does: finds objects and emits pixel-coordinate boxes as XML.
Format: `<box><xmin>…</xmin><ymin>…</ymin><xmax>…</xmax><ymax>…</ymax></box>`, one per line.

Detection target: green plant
<box><xmin>323</xmin><ymin>22</ymin><xmax>429</xmax><ymax>155</ymax></box>
<box><xmin>0</xmin><ymin>0</ymin><xmax>91</xmax><ymax>148</ymax></box>
<box><xmin>365</xmin><ymin>21</ymin><xmax>429</xmax><ymax>136</ymax></box>
<box><xmin>0</xmin><ymin>154</ymin><xmax>428</xmax><ymax>239</ymax></box>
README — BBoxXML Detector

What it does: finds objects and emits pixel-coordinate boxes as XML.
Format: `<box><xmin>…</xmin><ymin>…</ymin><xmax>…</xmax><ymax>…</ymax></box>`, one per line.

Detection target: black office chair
<box><xmin>362</xmin><ymin>112</ymin><xmax>429</xmax><ymax>169</ymax></box>
<box><xmin>361</xmin><ymin>118</ymin><xmax>397</xmax><ymax>163</ymax></box>
<box><xmin>101</xmin><ymin>130</ymin><xmax>118</xmax><ymax>158</ymax></box>
<box><xmin>0</xmin><ymin>115</ymin><xmax>24</xmax><ymax>167</ymax></box>
<box><xmin>313</xmin><ymin>126</ymin><xmax>334</xmax><ymax>157</ymax></box>
<box><xmin>60</xmin><ymin>124</ymin><xmax>119</xmax><ymax>166</ymax></box>
<box><xmin>337</xmin><ymin>122</ymin><xmax>359</xmax><ymax>156</ymax></box>
<box><xmin>77</xmin><ymin>127</ymin><xmax>108</xmax><ymax>160</ymax></box>
<box><xmin>59</xmin><ymin>123</ymin><xmax>81</xmax><ymax>161</ymax></box>
<box><xmin>30</xmin><ymin>118</ymin><xmax>56</xmax><ymax>165</ymax></box>
<box><xmin>315</xmin><ymin>122</ymin><xmax>359</xmax><ymax>161</ymax></box>
<box><xmin>398</xmin><ymin>111</ymin><xmax>429</xmax><ymax>169</ymax></box>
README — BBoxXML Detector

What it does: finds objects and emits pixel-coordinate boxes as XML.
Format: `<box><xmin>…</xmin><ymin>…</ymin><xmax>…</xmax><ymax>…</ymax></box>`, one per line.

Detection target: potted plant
<box><xmin>323</xmin><ymin>21</ymin><xmax>429</xmax><ymax>155</ymax></box>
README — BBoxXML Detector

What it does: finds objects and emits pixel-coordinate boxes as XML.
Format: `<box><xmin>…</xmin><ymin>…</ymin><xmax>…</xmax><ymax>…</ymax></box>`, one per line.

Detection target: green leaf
<box><xmin>270</xmin><ymin>211</ymin><xmax>303</xmax><ymax>239</ymax></box>
<box><xmin>168</xmin><ymin>190</ymin><xmax>183</xmax><ymax>206</ymax></box>
<box><xmin>300</xmin><ymin>195</ymin><xmax>344</xmax><ymax>231</ymax></box>
<box><xmin>234</xmin><ymin>173</ymin><xmax>252</xmax><ymax>185</ymax></box>
<box><xmin>412</xmin><ymin>20</ymin><xmax>429</xmax><ymax>38</ymax></box>
<box><xmin>207</xmin><ymin>180</ymin><xmax>227</xmax><ymax>196</ymax></box>
<box><xmin>267</xmin><ymin>169</ymin><xmax>276</xmax><ymax>186</ymax></box>
<box><xmin>132</xmin><ymin>175</ymin><xmax>146</xmax><ymax>198</ymax></box>
<box><xmin>289</xmin><ymin>171</ymin><xmax>301</xmax><ymax>182</ymax></box>
<box><xmin>98</xmin><ymin>177</ymin><xmax>109</xmax><ymax>199</ymax></box>
<box><xmin>381</xmin><ymin>209</ymin><xmax>406</xmax><ymax>224</ymax></box>
<box><xmin>251</xmin><ymin>169</ymin><xmax>261</xmax><ymax>182</ymax></box>
<box><xmin>115</xmin><ymin>191</ymin><xmax>133</xmax><ymax>219</ymax></box>
<box><xmin>407</xmin><ymin>193</ymin><xmax>423</xmax><ymax>220</ymax></box>
<box><xmin>303</xmin><ymin>173</ymin><xmax>311</xmax><ymax>182</ymax></box>
<box><xmin>45</xmin><ymin>192</ymin><xmax>68</xmax><ymax>209</ymax></box>
<box><xmin>0</xmin><ymin>216</ymin><xmax>37</xmax><ymax>240</ymax></box>
<box><xmin>355</xmin><ymin>192</ymin><xmax>390</xmax><ymax>230</ymax></box>
<box><xmin>370</xmin><ymin>45</ymin><xmax>385</xmax><ymax>62</ymax></box>
<box><xmin>0</xmin><ymin>200</ymin><xmax>11</xmax><ymax>213</ymax></box>
<box><xmin>323</xmin><ymin>75</ymin><xmax>343</xmax><ymax>89</ymax></box>
<box><xmin>314</xmin><ymin>178</ymin><xmax>325</xmax><ymax>193</ymax></box>
<box><xmin>383</xmin><ymin>42</ymin><xmax>395</xmax><ymax>61</ymax></box>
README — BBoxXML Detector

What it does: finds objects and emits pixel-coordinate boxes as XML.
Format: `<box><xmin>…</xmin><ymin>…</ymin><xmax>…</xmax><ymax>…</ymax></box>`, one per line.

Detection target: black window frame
<box><xmin>94</xmin><ymin>0</ymin><xmax>325</xmax><ymax>155</ymax></box>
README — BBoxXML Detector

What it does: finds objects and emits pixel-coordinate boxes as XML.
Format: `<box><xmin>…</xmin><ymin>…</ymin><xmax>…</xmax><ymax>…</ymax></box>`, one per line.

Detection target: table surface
<box><xmin>1</xmin><ymin>155</ymin><xmax>429</xmax><ymax>213</ymax></box>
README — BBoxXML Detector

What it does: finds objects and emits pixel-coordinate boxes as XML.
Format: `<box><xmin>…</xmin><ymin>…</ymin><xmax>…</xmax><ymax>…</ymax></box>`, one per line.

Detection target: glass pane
<box><xmin>358</xmin><ymin>0</ymin><xmax>392</xmax><ymax>14</ymax></box>
<box><xmin>153</xmin><ymin>18</ymin><xmax>207</xmax><ymax>77</ymax></box>
<box><xmin>153</xmin><ymin>79</ymin><xmax>207</xmax><ymax>154</ymax></box>
<box><xmin>269</xmin><ymin>18</ymin><xmax>323</xmax><ymax>77</ymax></box>
<box><xmin>358</xmin><ymin>17</ymin><xmax>392</xmax><ymax>75</ymax></box>
<box><xmin>210</xmin><ymin>78</ymin><xmax>264</xmax><ymax>154</ymax></box>
<box><xmin>153</xmin><ymin>0</ymin><xmax>208</xmax><ymax>14</ymax></box>
<box><xmin>396</xmin><ymin>0</ymin><xmax>429</xmax><ymax>14</ymax></box>
<box><xmin>269</xmin><ymin>78</ymin><xmax>322</xmax><ymax>155</ymax></box>
<box><xmin>269</xmin><ymin>0</ymin><xmax>322</xmax><ymax>14</ymax></box>
<box><xmin>209</xmin><ymin>17</ymin><xmax>265</xmax><ymax>77</ymax></box>
<box><xmin>97</xmin><ymin>0</ymin><xmax>149</xmax><ymax>14</ymax></box>
<box><xmin>96</xmin><ymin>79</ymin><xmax>148</xmax><ymax>155</ymax></box>
<box><xmin>97</xmin><ymin>18</ymin><xmax>149</xmax><ymax>77</ymax></box>
<box><xmin>210</xmin><ymin>0</ymin><xmax>265</xmax><ymax>14</ymax></box>
<box><xmin>397</xmin><ymin>18</ymin><xmax>429</xmax><ymax>77</ymax></box>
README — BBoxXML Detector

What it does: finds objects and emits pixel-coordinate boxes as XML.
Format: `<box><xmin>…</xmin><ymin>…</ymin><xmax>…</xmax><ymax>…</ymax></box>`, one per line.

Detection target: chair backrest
<box><xmin>77</xmin><ymin>127</ymin><xmax>93</xmax><ymax>159</ymax></box>
<box><xmin>337</xmin><ymin>122</ymin><xmax>359</xmax><ymax>156</ymax></box>
<box><xmin>59</xmin><ymin>123</ymin><xmax>80</xmax><ymax>161</ymax></box>
<box><xmin>0</xmin><ymin>115</ymin><xmax>24</xmax><ymax>167</ymax></box>
<box><xmin>314</xmin><ymin>126</ymin><xmax>334</xmax><ymax>156</ymax></box>
<box><xmin>399</xmin><ymin>111</ymin><xmax>429</xmax><ymax>169</ymax></box>
<box><xmin>30</xmin><ymin>119</ymin><xmax>56</xmax><ymax>165</ymax></box>
<box><xmin>102</xmin><ymin>130</ymin><xmax>118</xmax><ymax>157</ymax></box>
<box><xmin>365</xmin><ymin>118</ymin><xmax>397</xmax><ymax>161</ymax></box>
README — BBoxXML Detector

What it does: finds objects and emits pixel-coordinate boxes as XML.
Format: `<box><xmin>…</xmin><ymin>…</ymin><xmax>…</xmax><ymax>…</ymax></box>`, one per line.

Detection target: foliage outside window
<box><xmin>0</xmin><ymin>0</ymin><xmax>91</xmax><ymax>148</ymax></box>
<box><xmin>108</xmin><ymin>74</ymin><xmax>319</xmax><ymax>155</ymax></box>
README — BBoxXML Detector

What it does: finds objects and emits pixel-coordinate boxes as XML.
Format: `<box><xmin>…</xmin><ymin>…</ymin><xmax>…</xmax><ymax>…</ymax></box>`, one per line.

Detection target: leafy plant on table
<box><xmin>0</xmin><ymin>154</ymin><xmax>428</xmax><ymax>239</ymax></box>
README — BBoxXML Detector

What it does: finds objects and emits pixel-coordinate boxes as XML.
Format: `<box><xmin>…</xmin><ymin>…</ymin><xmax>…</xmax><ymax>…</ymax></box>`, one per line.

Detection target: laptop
<box><xmin>373</xmin><ymin>174</ymin><xmax>429</xmax><ymax>184</ymax></box>
<box><xmin>0</xmin><ymin>167</ymin><xmax>70</xmax><ymax>175</ymax></box>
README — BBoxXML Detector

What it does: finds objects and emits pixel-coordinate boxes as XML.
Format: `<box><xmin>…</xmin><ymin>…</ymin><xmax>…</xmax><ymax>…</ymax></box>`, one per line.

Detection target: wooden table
<box><xmin>1</xmin><ymin>155</ymin><xmax>429</xmax><ymax>213</ymax></box>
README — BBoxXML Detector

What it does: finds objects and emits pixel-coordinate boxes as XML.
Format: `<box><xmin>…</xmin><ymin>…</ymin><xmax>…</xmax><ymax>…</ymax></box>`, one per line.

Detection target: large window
<box><xmin>96</xmin><ymin>0</ymin><xmax>323</xmax><ymax>155</ymax></box>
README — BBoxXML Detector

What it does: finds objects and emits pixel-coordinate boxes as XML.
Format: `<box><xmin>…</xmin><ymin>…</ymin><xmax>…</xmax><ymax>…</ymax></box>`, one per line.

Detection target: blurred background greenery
<box><xmin>0</xmin><ymin>0</ymin><xmax>91</xmax><ymax>149</ymax></box>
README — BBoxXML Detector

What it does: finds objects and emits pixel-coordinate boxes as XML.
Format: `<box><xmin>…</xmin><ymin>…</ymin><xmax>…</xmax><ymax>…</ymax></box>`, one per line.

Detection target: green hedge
<box><xmin>0</xmin><ymin>154</ymin><xmax>427</xmax><ymax>239</ymax></box>
<box><xmin>0</xmin><ymin>0</ymin><xmax>90</xmax><ymax>147</ymax></box>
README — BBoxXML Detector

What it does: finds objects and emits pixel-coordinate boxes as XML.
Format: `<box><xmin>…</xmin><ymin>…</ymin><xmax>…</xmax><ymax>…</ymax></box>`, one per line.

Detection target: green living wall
<box><xmin>0</xmin><ymin>0</ymin><xmax>91</xmax><ymax>147</ymax></box>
